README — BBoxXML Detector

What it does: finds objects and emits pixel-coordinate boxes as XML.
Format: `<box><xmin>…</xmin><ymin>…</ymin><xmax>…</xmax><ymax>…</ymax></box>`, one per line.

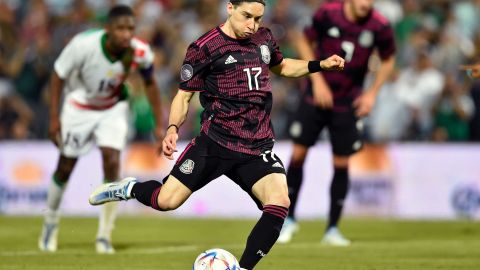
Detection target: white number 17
<box><xmin>243</xmin><ymin>67</ymin><xmax>262</xmax><ymax>90</ymax></box>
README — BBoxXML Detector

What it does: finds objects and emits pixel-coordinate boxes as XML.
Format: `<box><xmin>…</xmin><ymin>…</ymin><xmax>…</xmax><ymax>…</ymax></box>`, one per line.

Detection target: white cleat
<box><xmin>321</xmin><ymin>227</ymin><xmax>351</xmax><ymax>246</ymax></box>
<box><xmin>96</xmin><ymin>238</ymin><xmax>115</xmax><ymax>254</ymax></box>
<box><xmin>38</xmin><ymin>223</ymin><xmax>58</xmax><ymax>252</ymax></box>
<box><xmin>277</xmin><ymin>217</ymin><xmax>299</xmax><ymax>244</ymax></box>
<box><xmin>89</xmin><ymin>177</ymin><xmax>138</xmax><ymax>206</ymax></box>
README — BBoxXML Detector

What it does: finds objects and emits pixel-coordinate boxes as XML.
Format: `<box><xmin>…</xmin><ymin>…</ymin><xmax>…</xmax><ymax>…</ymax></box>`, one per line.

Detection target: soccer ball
<box><xmin>192</xmin><ymin>248</ymin><xmax>240</xmax><ymax>270</ymax></box>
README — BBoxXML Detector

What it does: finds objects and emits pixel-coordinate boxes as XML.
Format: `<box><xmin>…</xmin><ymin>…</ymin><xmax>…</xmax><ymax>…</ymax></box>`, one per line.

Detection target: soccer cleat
<box><xmin>96</xmin><ymin>238</ymin><xmax>115</xmax><ymax>254</ymax></box>
<box><xmin>321</xmin><ymin>227</ymin><xmax>351</xmax><ymax>246</ymax></box>
<box><xmin>277</xmin><ymin>217</ymin><xmax>299</xmax><ymax>244</ymax></box>
<box><xmin>89</xmin><ymin>177</ymin><xmax>138</xmax><ymax>205</ymax></box>
<box><xmin>38</xmin><ymin>223</ymin><xmax>58</xmax><ymax>252</ymax></box>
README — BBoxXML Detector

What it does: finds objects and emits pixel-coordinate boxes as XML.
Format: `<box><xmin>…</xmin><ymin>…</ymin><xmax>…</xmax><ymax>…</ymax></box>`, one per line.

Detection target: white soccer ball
<box><xmin>192</xmin><ymin>248</ymin><xmax>240</xmax><ymax>270</ymax></box>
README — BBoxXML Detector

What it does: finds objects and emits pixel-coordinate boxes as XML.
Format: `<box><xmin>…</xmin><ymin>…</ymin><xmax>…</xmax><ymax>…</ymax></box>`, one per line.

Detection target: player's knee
<box><xmin>157</xmin><ymin>195</ymin><xmax>182</xmax><ymax>211</ymax></box>
<box><xmin>266</xmin><ymin>193</ymin><xmax>290</xmax><ymax>209</ymax></box>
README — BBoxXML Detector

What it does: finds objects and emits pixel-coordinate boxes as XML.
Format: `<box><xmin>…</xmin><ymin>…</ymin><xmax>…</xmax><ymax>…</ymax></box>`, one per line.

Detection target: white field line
<box><xmin>0</xmin><ymin>242</ymin><xmax>324</xmax><ymax>257</ymax></box>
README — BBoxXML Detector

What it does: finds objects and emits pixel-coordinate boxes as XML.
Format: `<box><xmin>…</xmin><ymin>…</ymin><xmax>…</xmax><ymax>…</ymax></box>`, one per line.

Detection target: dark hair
<box><xmin>107</xmin><ymin>5</ymin><xmax>134</xmax><ymax>23</ymax></box>
<box><xmin>230</xmin><ymin>0</ymin><xmax>266</xmax><ymax>6</ymax></box>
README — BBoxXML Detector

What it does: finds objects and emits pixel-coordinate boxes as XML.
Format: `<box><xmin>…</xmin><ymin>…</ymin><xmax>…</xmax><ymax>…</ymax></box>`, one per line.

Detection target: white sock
<box><xmin>97</xmin><ymin>202</ymin><xmax>118</xmax><ymax>241</ymax></box>
<box><xmin>44</xmin><ymin>178</ymin><xmax>66</xmax><ymax>224</ymax></box>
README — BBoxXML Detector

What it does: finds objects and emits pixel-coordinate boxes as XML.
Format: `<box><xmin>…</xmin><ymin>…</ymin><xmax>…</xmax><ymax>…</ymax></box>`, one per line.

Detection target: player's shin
<box><xmin>131</xmin><ymin>180</ymin><xmax>164</xmax><ymax>211</ymax></box>
<box><xmin>328</xmin><ymin>166</ymin><xmax>349</xmax><ymax>229</ymax></box>
<box><xmin>239</xmin><ymin>205</ymin><xmax>288</xmax><ymax>270</ymax></box>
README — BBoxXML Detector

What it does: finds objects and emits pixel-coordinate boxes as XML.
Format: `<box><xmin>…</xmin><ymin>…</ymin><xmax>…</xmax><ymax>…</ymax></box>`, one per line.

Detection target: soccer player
<box><xmin>89</xmin><ymin>0</ymin><xmax>343</xmax><ymax>268</ymax></box>
<box><xmin>39</xmin><ymin>5</ymin><xmax>163</xmax><ymax>254</ymax></box>
<box><xmin>278</xmin><ymin>0</ymin><xmax>395</xmax><ymax>245</ymax></box>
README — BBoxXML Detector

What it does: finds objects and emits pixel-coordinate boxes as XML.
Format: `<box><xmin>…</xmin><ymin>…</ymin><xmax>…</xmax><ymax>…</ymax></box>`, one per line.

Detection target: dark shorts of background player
<box><xmin>169</xmin><ymin>133</ymin><xmax>286</xmax><ymax>210</ymax></box>
<box><xmin>289</xmin><ymin>99</ymin><xmax>363</xmax><ymax>156</ymax></box>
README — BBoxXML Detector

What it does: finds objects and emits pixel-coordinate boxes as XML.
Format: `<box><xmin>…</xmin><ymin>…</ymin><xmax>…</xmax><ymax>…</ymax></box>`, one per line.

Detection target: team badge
<box><xmin>180</xmin><ymin>64</ymin><xmax>194</xmax><ymax>81</ymax></box>
<box><xmin>327</xmin><ymin>27</ymin><xmax>340</xmax><ymax>38</ymax></box>
<box><xmin>260</xmin><ymin>45</ymin><xmax>271</xmax><ymax>64</ymax></box>
<box><xmin>359</xmin><ymin>30</ymin><xmax>373</xmax><ymax>48</ymax></box>
<box><xmin>180</xmin><ymin>159</ymin><xmax>195</xmax><ymax>174</ymax></box>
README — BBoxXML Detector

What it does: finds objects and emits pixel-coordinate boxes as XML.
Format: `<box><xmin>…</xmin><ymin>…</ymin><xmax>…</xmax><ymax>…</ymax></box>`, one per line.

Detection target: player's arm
<box><xmin>270</xmin><ymin>56</ymin><xmax>344</xmax><ymax>78</ymax></box>
<box><xmin>353</xmin><ymin>54</ymin><xmax>395</xmax><ymax>117</ymax></box>
<box><xmin>162</xmin><ymin>90</ymin><xmax>195</xmax><ymax>160</ymax></box>
<box><xmin>48</xmin><ymin>71</ymin><xmax>65</xmax><ymax>147</ymax></box>
<box><xmin>141</xmin><ymin>68</ymin><xmax>164</xmax><ymax>141</ymax></box>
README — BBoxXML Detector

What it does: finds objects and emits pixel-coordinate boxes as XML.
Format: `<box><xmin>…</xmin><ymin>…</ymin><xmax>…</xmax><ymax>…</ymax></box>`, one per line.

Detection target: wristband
<box><xmin>166</xmin><ymin>124</ymin><xmax>179</xmax><ymax>133</ymax></box>
<box><xmin>308</xmin><ymin>60</ymin><xmax>323</xmax><ymax>73</ymax></box>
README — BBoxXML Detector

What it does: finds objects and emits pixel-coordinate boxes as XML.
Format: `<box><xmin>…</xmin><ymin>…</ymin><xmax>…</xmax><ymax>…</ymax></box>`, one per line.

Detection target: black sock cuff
<box><xmin>263</xmin><ymin>205</ymin><xmax>288</xmax><ymax>220</ymax></box>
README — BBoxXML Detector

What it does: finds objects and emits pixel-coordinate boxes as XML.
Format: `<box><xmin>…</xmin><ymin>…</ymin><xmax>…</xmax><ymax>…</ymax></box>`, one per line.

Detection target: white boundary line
<box><xmin>0</xmin><ymin>242</ymin><xmax>324</xmax><ymax>257</ymax></box>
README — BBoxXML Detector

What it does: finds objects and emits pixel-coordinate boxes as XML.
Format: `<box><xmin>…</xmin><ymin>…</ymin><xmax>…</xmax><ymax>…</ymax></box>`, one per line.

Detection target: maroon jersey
<box><xmin>304</xmin><ymin>1</ymin><xmax>395</xmax><ymax>111</ymax></box>
<box><xmin>179</xmin><ymin>26</ymin><xmax>284</xmax><ymax>155</ymax></box>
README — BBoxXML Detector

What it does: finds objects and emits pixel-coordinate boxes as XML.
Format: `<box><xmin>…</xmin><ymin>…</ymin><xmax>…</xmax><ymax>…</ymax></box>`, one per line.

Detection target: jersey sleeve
<box><xmin>375</xmin><ymin>23</ymin><xmax>396</xmax><ymax>60</ymax></box>
<box><xmin>133</xmin><ymin>41</ymin><xmax>155</xmax><ymax>69</ymax></box>
<box><xmin>266</xmin><ymin>28</ymin><xmax>284</xmax><ymax>68</ymax></box>
<box><xmin>304</xmin><ymin>7</ymin><xmax>327</xmax><ymax>42</ymax></box>
<box><xmin>54</xmin><ymin>35</ymin><xmax>84</xmax><ymax>79</ymax></box>
<box><xmin>178</xmin><ymin>43</ymin><xmax>211</xmax><ymax>92</ymax></box>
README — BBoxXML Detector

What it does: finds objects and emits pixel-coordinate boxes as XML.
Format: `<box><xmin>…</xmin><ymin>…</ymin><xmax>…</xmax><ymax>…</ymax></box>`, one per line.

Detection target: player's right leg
<box><xmin>39</xmin><ymin>155</ymin><xmax>77</xmax><ymax>252</ymax></box>
<box><xmin>278</xmin><ymin>102</ymin><xmax>324</xmax><ymax>244</ymax></box>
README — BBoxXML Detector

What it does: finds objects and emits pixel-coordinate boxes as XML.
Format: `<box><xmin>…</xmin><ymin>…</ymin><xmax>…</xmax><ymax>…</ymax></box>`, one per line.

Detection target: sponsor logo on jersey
<box><xmin>225</xmin><ymin>55</ymin><xmax>237</xmax><ymax>64</ymax></box>
<box><xmin>260</xmin><ymin>45</ymin><xmax>271</xmax><ymax>64</ymax></box>
<box><xmin>328</xmin><ymin>27</ymin><xmax>340</xmax><ymax>38</ymax></box>
<box><xmin>180</xmin><ymin>64</ymin><xmax>194</xmax><ymax>81</ymax></box>
<box><xmin>359</xmin><ymin>30</ymin><xmax>374</xmax><ymax>48</ymax></box>
<box><xmin>180</xmin><ymin>159</ymin><xmax>195</xmax><ymax>174</ymax></box>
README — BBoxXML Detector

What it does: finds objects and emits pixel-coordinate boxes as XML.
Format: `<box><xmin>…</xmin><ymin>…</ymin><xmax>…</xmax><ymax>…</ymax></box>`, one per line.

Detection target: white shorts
<box><xmin>60</xmin><ymin>101</ymin><xmax>129</xmax><ymax>158</ymax></box>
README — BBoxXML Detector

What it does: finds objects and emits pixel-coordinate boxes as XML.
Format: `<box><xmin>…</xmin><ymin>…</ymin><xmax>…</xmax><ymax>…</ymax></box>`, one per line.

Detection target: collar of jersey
<box><xmin>101</xmin><ymin>33</ymin><xmax>119</xmax><ymax>63</ymax></box>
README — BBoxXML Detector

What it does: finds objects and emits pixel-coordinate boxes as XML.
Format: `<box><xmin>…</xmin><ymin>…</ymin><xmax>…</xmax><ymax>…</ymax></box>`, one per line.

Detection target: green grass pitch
<box><xmin>0</xmin><ymin>216</ymin><xmax>479</xmax><ymax>270</ymax></box>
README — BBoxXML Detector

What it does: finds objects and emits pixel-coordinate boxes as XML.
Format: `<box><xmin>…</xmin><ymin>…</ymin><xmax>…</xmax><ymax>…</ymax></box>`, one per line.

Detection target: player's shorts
<box><xmin>59</xmin><ymin>101</ymin><xmax>129</xmax><ymax>158</ymax></box>
<box><xmin>289</xmin><ymin>100</ymin><xmax>363</xmax><ymax>156</ymax></box>
<box><xmin>170</xmin><ymin>133</ymin><xmax>286</xmax><ymax>209</ymax></box>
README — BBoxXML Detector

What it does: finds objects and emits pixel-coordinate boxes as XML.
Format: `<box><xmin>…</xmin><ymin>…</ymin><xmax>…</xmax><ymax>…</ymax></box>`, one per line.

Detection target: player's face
<box><xmin>349</xmin><ymin>0</ymin><xmax>374</xmax><ymax>19</ymax></box>
<box><xmin>227</xmin><ymin>2</ymin><xmax>264</xmax><ymax>39</ymax></box>
<box><xmin>106</xmin><ymin>16</ymin><xmax>135</xmax><ymax>51</ymax></box>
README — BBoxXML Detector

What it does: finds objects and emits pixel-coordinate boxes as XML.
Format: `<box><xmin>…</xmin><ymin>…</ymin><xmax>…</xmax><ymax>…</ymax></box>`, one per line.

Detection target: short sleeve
<box><xmin>133</xmin><ymin>41</ymin><xmax>155</xmax><ymax>70</ymax></box>
<box><xmin>54</xmin><ymin>35</ymin><xmax>84</xmax><ymax>79</ymax></box>
<box><xmin>375</xmin><ymin>23</ymin><xmax>396</xmax><ymax>60</ymax></box>
<box><xmin>266</xmin><ymin>28</ymin><xmax>284</xmax><ymax>68</ymax></box>
<box><xmin>178</xmin><ymin>43</ymin><xmax>211</xmax><ymax>92</ymax></box>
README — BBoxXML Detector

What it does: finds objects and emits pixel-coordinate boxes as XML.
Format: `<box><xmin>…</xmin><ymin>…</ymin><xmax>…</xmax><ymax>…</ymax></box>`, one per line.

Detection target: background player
<box><xmin>89</xmin><ymin>0</ymin><xmax>343</xmax><ymax>268</ymax></box>
<box><xmin>278</xmin><ymin>0</ymin><xmax>396</xmax><ymax>245</ymax></box>
<box><xmin>39</xmin><ymin>5</ymin><xmax>163</xmax><ymax>254</ymax></box>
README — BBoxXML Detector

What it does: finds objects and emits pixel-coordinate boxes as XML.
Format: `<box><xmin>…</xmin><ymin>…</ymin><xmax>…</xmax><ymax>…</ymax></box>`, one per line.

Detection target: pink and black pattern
<box><xmin>179</xmin><ymin>26</ymin><xmax>284</xmax><ymax>155</ymax></box>
<box><xmin>302</xmin><ymin>1</ymin><xmax>395</xmax><ymax>111</ymax></box>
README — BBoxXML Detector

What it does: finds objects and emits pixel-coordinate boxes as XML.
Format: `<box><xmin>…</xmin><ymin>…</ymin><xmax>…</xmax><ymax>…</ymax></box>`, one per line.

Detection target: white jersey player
<box><xmin>39</xmin><ymin>5</ymin><xmax>163</xmax><ymax>254</ymax></box>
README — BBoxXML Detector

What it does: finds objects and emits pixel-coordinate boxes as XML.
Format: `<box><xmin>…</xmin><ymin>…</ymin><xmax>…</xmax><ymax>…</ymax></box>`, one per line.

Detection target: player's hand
<box><xmin>162</xmin><ymin>132</ymin><xmax>178</xmax><ymax>160</ymax></box>
<box><xmin>48</xmin><ymin>119</ymin><xmax>61</xmax><ymax>148</ymax></box>
<box><xmin>154</xmin><ymin>127</ymin><xmax>165</xmax><ymax>155</ymax></box>
<box><xmin>312</xmin><ymin>82</ymin><xmax>334</xmax><ymax>109</ymax></box>
<box><xmin>353</xmin><ymin>90</ymin><xmax>376</xmax><ymax>117</ymax></box>
<box><xmin>460</xmin><ymin>64</ymin><xmax>480</xmax><ymax>79</ymax></box>
<box><xmin>320</xmin><ymin>55</ymin><xmax>345</xmax><ymax>71</ymax></box>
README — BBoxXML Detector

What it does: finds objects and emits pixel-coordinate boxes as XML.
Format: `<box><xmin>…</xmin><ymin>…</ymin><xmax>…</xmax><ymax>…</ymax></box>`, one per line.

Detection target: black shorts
<box><xmin>170</xmin><ymin>133</ymin><xmax>286</xmax><ymax>209</ymax></box>
<box><xmin>289</xmin><ymin>100</ymin><xmax>363</xmax><ymax>156</ymax></box>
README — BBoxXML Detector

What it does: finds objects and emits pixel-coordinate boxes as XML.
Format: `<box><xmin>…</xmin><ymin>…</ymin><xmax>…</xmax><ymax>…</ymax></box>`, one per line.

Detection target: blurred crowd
<box><xmin>2</xmin><ymin>0</ymin><xmax>480</xmax><ymax>143</ymax></box>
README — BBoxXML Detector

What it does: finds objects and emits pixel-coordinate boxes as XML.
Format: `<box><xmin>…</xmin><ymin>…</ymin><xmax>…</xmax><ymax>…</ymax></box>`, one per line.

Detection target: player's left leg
<box><xmin>322</xmin><ymin>155</ymin><xmax>352</xmax><ymax>246</ymax></box>
<box><xmin>95</xmin><ymin>147</ymin><xmax>121</xmax><ymax>254</ymax></box>
<box><xmin>322</xmin><ymin>111</ymin><xmax>363</xmax><ymax>246</ymax></box>
<box><xmin>239</xmin><ymin>172</ymin><xmax>289</xmax><ymax>270</ymax></box>
<box><xmin>93</xmin><ymin>101</ymin><xmax>129</xmax><ymax>254</ymax></box>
